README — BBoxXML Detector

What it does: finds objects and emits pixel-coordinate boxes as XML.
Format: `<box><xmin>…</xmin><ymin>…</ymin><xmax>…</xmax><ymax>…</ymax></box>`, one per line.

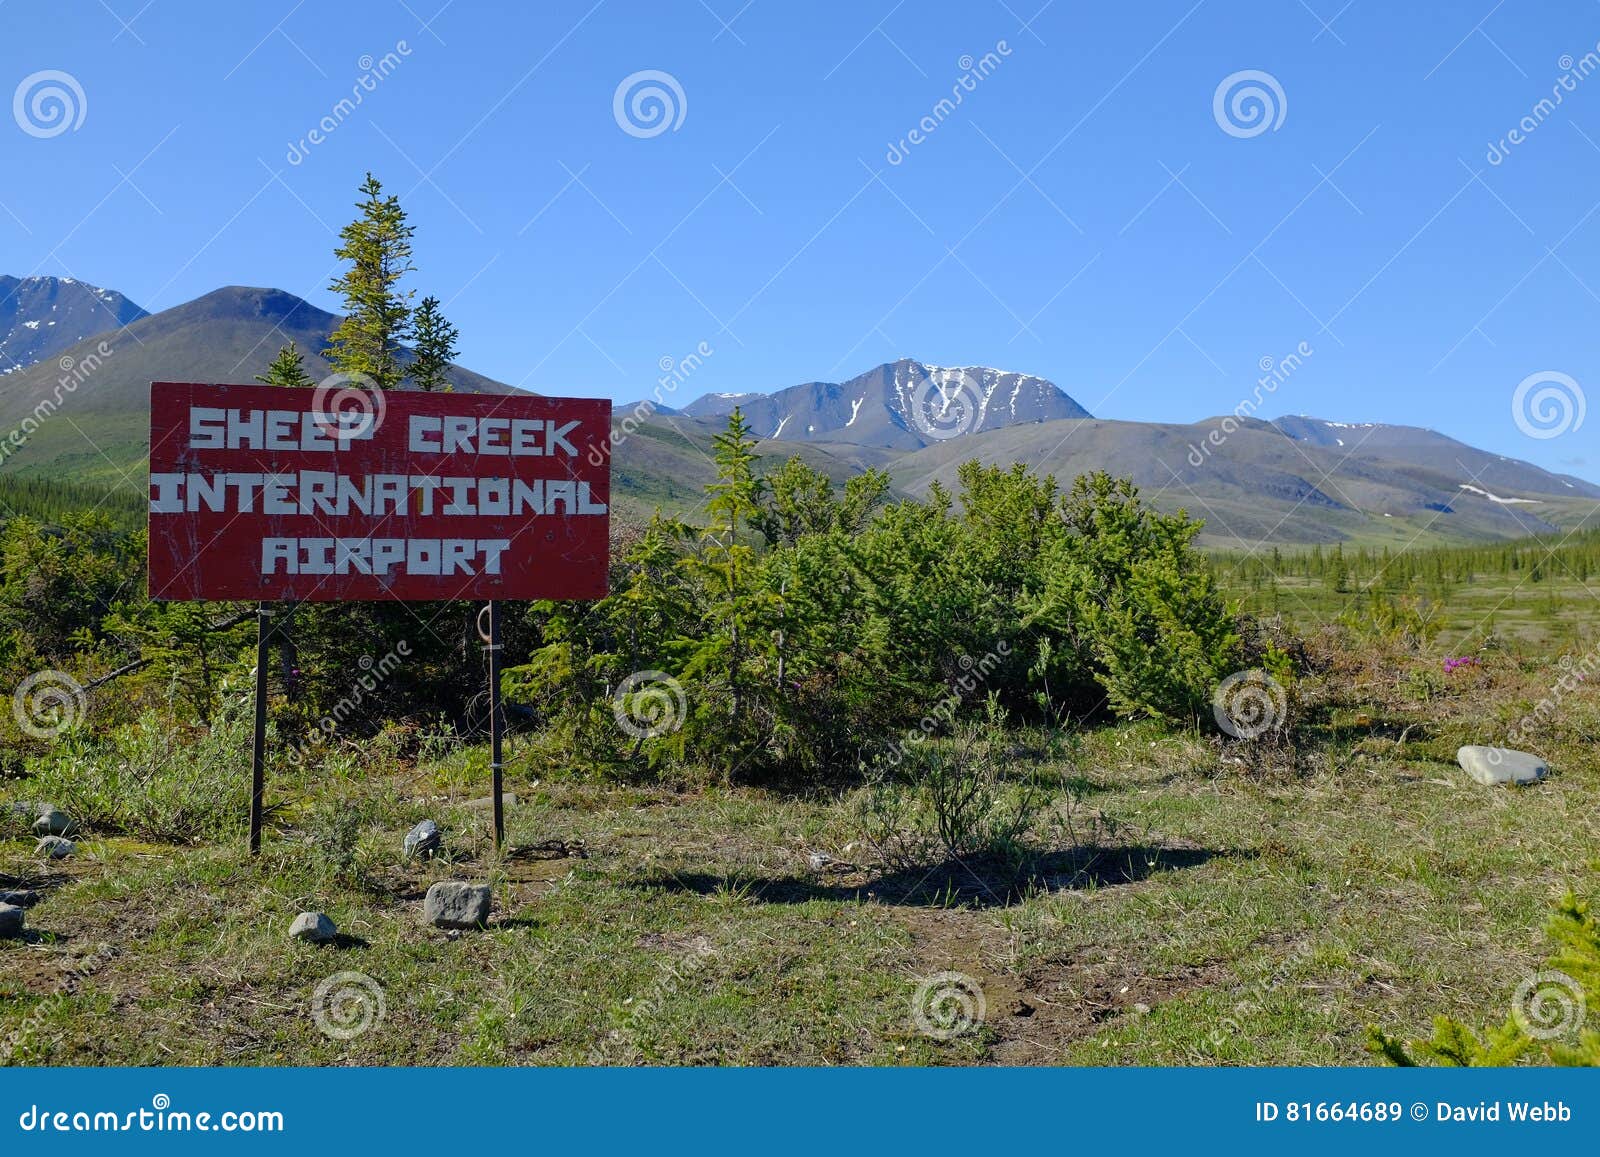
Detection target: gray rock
<box><xmin>32</xmin><ymin>808</ymin><xmax>79</xmax><ymax>837</ymax></box>
<box><xmin>1457</xmin><ymin>745</ymin><xmax>1548</xmax><ymax>786</ymax></box>
<box><xmin>0</xmin><ymin>903</ymin><xmax>23</xmax><ymax>939</ymax></box>
<box><xmin>424</xmin><ymin>881</ymin><xmax>491</xmax><ymax>929</ymax></box>
<box><xmin>0</xmin><ymin>890</ymin><xmax>39</xmax><ymax>907</ymax></box>
<box><xmin>35</xmin><ymin>836</ymin><xmax>75</xmax><ymax>859</ymax></box>
<box><xmin>288</xmin><ymin>911</ymin><xmax>337</xmax><ymax>943</ymax></box>
<box><xmin>404</xmin><ymin>819</ymin><xmax>442</xmax><ymax>859</ymax></box>
<box><xmin>805</xmin><ymin>851</ymin><xmax>854</xmax><ymax>873</ymax></box>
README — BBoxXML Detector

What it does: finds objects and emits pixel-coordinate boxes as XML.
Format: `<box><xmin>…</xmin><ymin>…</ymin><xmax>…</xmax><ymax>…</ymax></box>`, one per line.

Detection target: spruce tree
<box><xmin>409</xmin><ymin>295</ymin><xmax>459</xmax><ymax>392</ymax></box>
<box><xmin>255</xmin><ymin>342</ymin><xmax>314</xmax><ymax>388</ymax></box>
<box><xmin>684</xmin><ymin>409</ymin><xmax>766</xmax><ymax>726</ymax></box>
<box><xmin>325</xmin><ymin>172</ymin><xmax>414</xmax><ymax>389</ymax></box>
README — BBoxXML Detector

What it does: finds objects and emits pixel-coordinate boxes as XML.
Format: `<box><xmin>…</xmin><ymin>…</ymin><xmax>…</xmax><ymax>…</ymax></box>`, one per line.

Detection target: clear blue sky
<box><xmin>2</xmin><ymin>0</ymin><xmax>1597</xmax><ymax>478</ymax></box>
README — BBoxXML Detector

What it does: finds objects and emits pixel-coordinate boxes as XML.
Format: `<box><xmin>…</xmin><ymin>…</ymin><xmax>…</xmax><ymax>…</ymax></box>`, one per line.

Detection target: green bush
<box><xmin>22</xmin><ymin>708</ymin><xmax>252</xmax><ymax>844</ymax></box>
<box><xmin>856</xmin><ymin>707</ymin><xmax>1046</xmax><ymax>869</ymax></box>
<box><xmin>505</xmin><ymin>415</ymin><xmax>1246</xmax><ymax>782</ymax></box>
<box><xmin>1047</xmin><ymin>472</ymin><xmax>1239</xmax><ymax>721</ymax></box>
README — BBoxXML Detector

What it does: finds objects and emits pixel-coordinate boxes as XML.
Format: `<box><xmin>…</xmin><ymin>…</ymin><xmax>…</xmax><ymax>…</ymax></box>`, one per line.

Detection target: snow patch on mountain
<box><xmin>1458</xmin><ymin>483</ymin><xmax>1540</xmax><ymax>505</ymax></box>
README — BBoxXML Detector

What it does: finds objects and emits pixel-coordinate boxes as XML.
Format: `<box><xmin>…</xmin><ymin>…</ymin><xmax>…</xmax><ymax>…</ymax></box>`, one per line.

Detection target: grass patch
<box><xmin>3</xmin><ymin>627</ymin><xmax>1598</xmax><ymax>1066</ymax></box>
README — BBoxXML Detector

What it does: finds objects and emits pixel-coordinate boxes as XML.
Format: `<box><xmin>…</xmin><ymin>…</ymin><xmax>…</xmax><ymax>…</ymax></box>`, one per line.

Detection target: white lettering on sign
<box><xmin>193</xmin><ymin>411</ymin><xmax>592</xmax><ymax>456</ymax></box>
<box><xmin>260</xmin><ymin>537</ymin><xmax>512</xmax><ymax>577</ymax></box>
<box><xmin>148</xmin><ymin>472</ymin><xmax>607</xmax><ymax>517</ymax></box>
<box><xmin>189</xmin><ymin>407</ymin><xmax>370</xmax><ymax>450</ymax></box>
<box><xmin>406</xmin><ymin>415</ymin><xmax>581</xmax><ymax>456</ymax></box>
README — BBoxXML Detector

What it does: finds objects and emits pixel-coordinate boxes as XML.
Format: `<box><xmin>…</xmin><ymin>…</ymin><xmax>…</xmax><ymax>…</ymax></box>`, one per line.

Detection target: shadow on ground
<box><xmin>627</xmin><ymin>844</ymin><xmax>1246</xmax><ymax>909</ymax></box>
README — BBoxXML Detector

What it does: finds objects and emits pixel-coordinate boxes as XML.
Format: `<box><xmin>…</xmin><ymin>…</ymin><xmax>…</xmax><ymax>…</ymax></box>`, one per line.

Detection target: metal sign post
<box><xmin>249</xmin><ymin>603</ymin><xmax>271</xmax><ymax>855</ymax></box>
<box><xmin>479</xmin><ymin>601</ymin><xmax>506</xmax><ymax>849</ymax></box>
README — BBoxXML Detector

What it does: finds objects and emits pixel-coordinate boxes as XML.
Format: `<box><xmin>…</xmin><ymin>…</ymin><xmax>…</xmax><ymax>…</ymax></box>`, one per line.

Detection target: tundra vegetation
<box><xmin>2</xmin><ymin>426</ymin><xmax>1597</xmax><ymax>1065</ymax></box>
<box><xmin>1</xmin><ymin>177</ymin><xmax>1595</xmax><ymax>1066</ymax></box>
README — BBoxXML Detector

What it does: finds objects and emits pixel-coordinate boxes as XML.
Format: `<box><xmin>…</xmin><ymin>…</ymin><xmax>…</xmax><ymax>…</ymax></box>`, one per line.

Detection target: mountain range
<box><xmin>682</xmin><ymin>359</ymin><xmax>1092</xmax><ymax>449</ymax></box>
<box><xmin>0</xmin><ymin>275</ymin><xmax>147</xmax><ymax>376</ymax></box>
<box><xmin>0</xmin><ymin>275</ymin><xmax>1593</xmax><ymax>548</ymax></box>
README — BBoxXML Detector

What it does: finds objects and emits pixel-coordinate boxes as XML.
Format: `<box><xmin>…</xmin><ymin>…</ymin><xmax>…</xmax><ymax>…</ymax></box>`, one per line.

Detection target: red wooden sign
<box><xmin>147</xmin><ymin>381</ymin><xmax>611</xmax><ymax>602</ymax></box>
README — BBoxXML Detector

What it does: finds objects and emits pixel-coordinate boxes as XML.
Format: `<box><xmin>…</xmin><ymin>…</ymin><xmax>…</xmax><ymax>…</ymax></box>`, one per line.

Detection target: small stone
<box><xmin>806</xmin><ymin>852</ymin><xmax>835</xmax><ymax>872</ymax></box>
<box><xmin>288</xmin><ymin>911</ymin><xmax>337</xmax><ymax>943</ymax></box>
<box><xmin>404</xmin><ymin>819</ymin><xmax>442</xmax><ymax>859</ymax></box>
<box><xmin>0</xmin><ymin>903</ymin><xmax>23</xmax><ymax>939</ymax></box>
<box><xmin>35</xmin><ymin>836</ymin><xmax>74</xmax><ymax>859</ymax></box>
<box><xmin>1009</xmin><ymin>998</ymin><xmax>1035</xmax><ymax>1018</ymax></box>
<box><xmin>424</xmin><ymin>881</ymin><xmax>491</xmax><ymax>929</ymax></box>
<box><xmin>0</xmin><ymin>890</ymin><xmax>38</xmax><ymax>908</ymax></box>
<box><xmin>1457</xmin><ymin>745</ymin><xmax>1547</xmax><ymax>786</ymax></box>
<box><xmin>1133</xmin><ymin>1002</ymin><xmax>1152</xmax><ymax>1015</ymax></box>
<box><xmin>32</xmin><ymin>808</ymin><xmax>79</xmax><ymax>837</ymax></box>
